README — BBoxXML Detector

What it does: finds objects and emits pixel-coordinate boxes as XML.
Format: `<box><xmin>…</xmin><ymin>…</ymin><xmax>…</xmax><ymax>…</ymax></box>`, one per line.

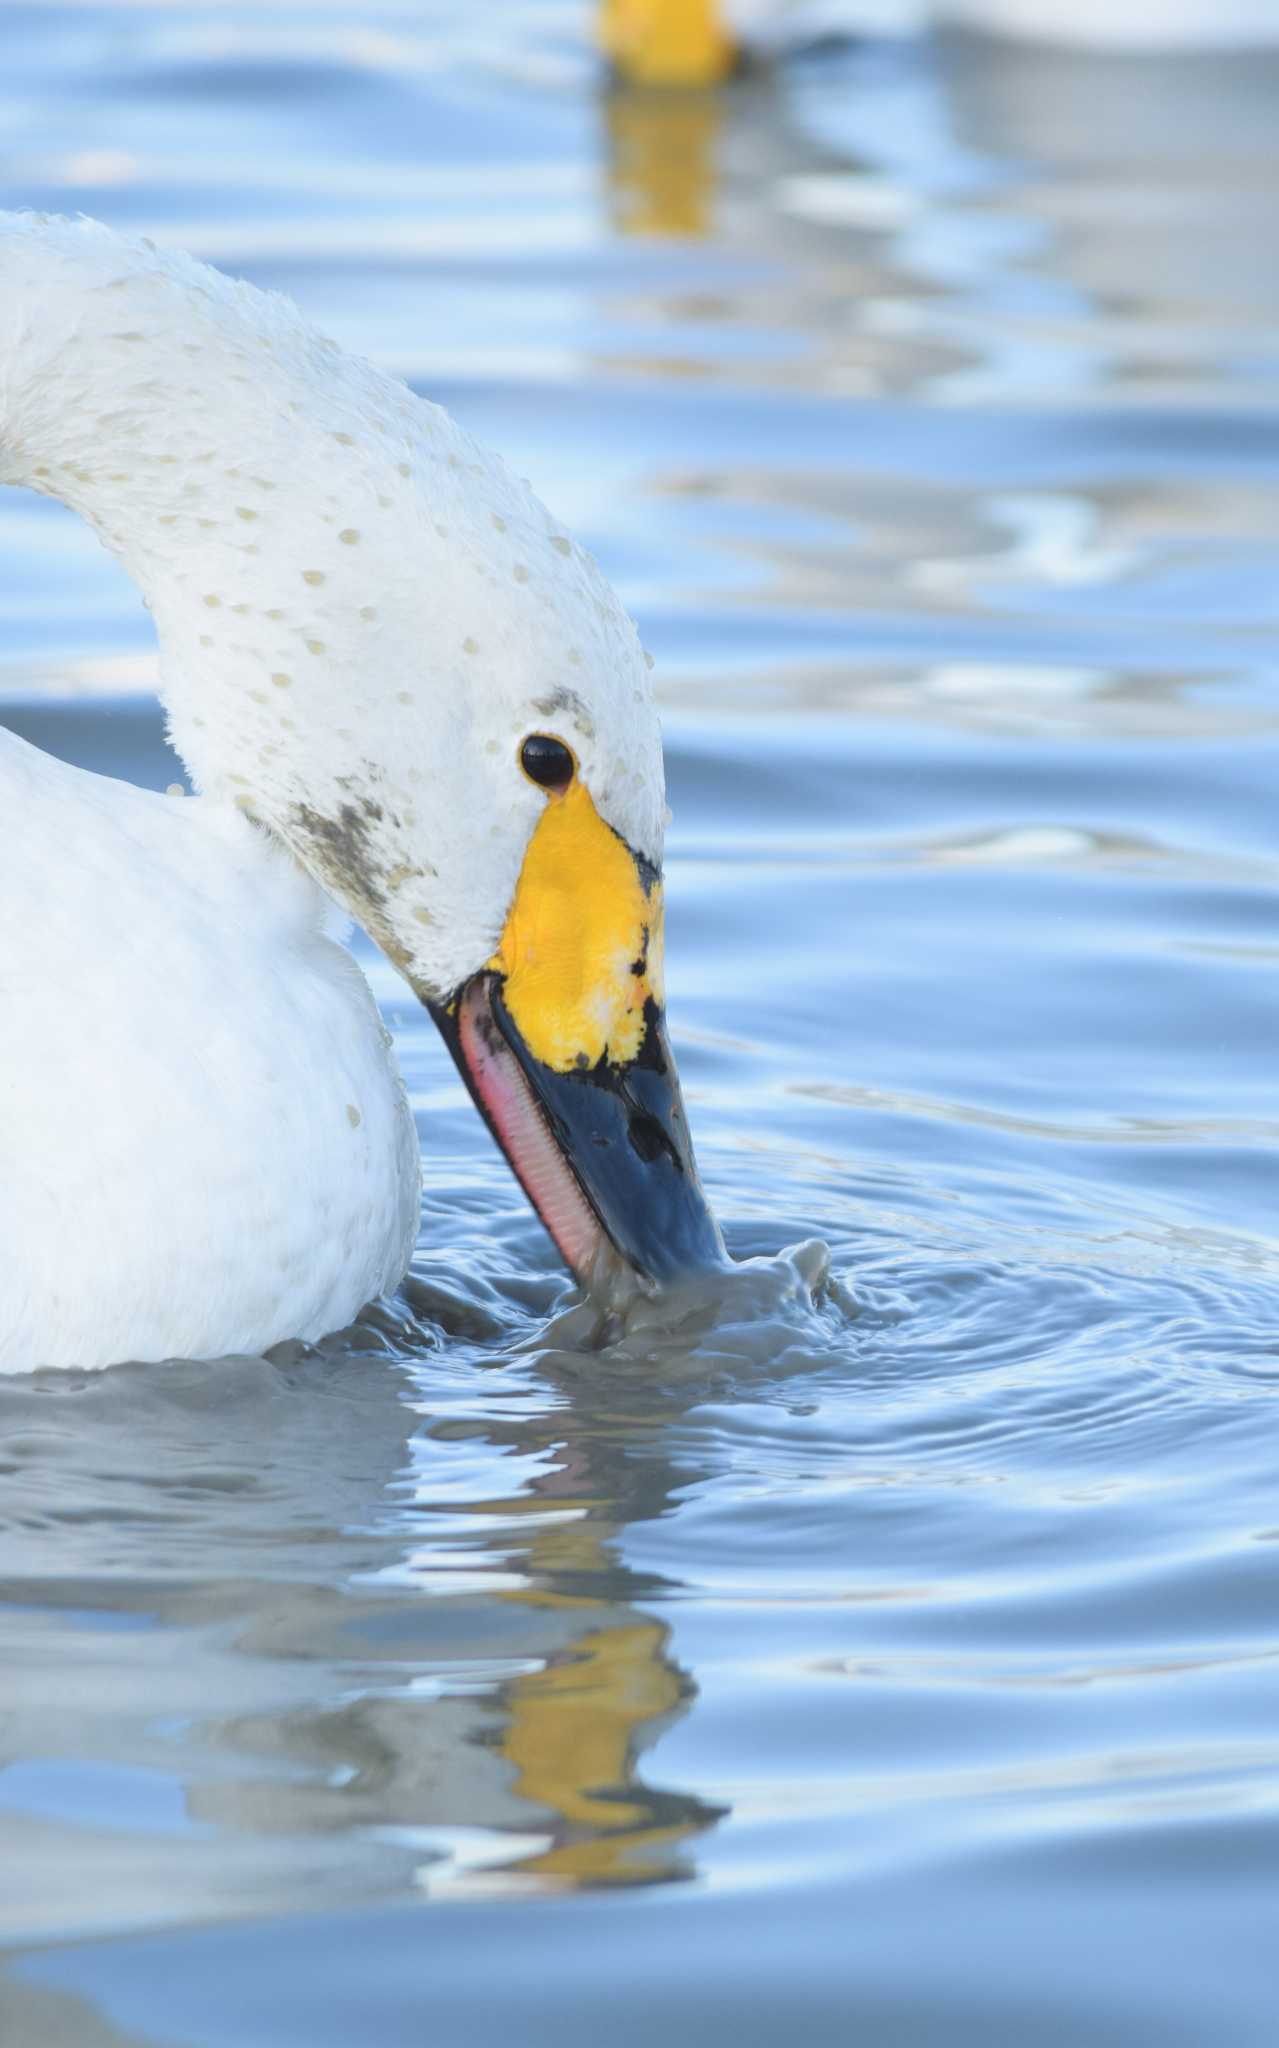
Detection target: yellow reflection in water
<box><xmin>484</xmin><ymin>1462</ymin><xmax>717</xmax><ymax>1887</ymax></box>
<box><xmin>605</xmin><ymin>86</ymin><xmax>723</xmax><ymax>238</ymax></box>
<box><xmin>501</xmin><ymin>1596</ymin><xmax>696</xmax><ymax>1883</ymax></box>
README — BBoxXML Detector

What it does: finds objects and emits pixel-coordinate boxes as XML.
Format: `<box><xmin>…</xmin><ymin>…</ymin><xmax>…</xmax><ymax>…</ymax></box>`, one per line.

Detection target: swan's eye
<box><xmin>520</xmin><ymin>733</ymin><xmax>576</xmax><ymax>792</ymax></box>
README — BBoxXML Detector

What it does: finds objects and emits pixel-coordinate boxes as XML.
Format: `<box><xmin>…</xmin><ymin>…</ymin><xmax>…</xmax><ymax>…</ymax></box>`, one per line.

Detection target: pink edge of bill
<box><xmin>457</xmin><ymin>979</ymin><xmax>606</xmax><ymax>1281</ymax></box>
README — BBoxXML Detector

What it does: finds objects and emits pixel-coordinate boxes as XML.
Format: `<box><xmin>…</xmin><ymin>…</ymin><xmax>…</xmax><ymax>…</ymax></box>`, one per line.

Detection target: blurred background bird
<box><xmin>600</xmin><ymin>0</ymin><xmax>1279</xmax><ymax>83</ymax></box>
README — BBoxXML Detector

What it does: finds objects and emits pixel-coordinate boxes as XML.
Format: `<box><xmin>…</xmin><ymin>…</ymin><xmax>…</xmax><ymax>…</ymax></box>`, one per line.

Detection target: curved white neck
<box><xmin>0</xmin><ymin>213</ymin><xmax>663</xmax><ymax>997</ymax></box>
<box><xmin>0</xmin><ymin>216</ymin><xmax>430</xmax><ymax>797</ymax></box>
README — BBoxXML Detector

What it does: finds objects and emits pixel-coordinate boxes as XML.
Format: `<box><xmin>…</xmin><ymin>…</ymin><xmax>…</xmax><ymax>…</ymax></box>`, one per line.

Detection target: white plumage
<box><xmin>724</xmin><ymin>0</ymin><xmax>1279</xmax><ymax>44</ymax></box>
<box><xmin>0</xmin><ymin>213</ymin><xmax>666</xmax><ymax>1371</ymax></box>
<box><xmin>0</xmin><ymin>729</ymin><xmax>418</xmax><ymax>1368</ymax></box>
<box><xmin>930</xmin><ymin>0</ymin><xmax>1279</xmax><ymax>43</ymax></box>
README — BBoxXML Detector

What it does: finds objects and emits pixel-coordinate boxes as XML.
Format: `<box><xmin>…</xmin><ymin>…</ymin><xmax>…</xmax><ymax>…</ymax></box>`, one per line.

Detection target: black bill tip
<box><xmin>430</xmin><ymin>973</ymin><xmax>725</xmax><ymax>1290</ymax></box>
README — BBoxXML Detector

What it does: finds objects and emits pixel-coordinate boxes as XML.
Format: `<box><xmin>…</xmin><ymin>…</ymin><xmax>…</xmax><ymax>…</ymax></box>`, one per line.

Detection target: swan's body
<box><xmin>0</xmin><ymin>730</ymin><xmax>417</xmax><ymax>1368</ymax></box>
<box><xmin>930</xmin><ymin>0</ymin><xmax>1279</xmax><ymax>42</ymax></box>
<box><xmin>0</xmin><ymin>213</ymin><xmax>718</xmax><ymax>1372</ymax></box>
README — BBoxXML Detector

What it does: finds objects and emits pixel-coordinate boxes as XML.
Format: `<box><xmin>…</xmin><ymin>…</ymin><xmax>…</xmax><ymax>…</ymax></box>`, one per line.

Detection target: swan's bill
<box><xmin>424</xmin><ymin>772</ymin><xmax>721</xmax><ymax>1288</ymax></box>
<box><xmin>432</xmin><ymin>972</ymin><xmax>723</xmax><ymax>1291</ymax></box>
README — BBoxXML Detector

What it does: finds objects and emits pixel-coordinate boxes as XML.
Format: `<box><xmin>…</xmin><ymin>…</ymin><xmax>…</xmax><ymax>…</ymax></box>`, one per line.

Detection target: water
<box><xmin>3</xmin><ymin>6</ymin><xmax>1279</xmax><ymax>2041</ymax></box>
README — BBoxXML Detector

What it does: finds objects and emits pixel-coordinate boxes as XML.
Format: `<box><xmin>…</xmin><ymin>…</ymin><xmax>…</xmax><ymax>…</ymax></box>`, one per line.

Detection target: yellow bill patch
<box><xmin>487</xmin><ymin>779</ymin><xmax>664</xmax><ymax>1074</ymax></box>
<box><xmin>599</xmin><ymin>0</ymin><xmax>736</xmax><ymax>87</ymax></box>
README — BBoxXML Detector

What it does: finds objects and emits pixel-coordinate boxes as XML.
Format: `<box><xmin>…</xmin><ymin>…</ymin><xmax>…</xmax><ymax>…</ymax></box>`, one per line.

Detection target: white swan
<box><xmin>599</xmin><ymin>0</ymin><xmax>1279</xmax><ymax>78</ymax></box>
<box><xmin>929</xmin><ymin>0</ymin><xmax>1279</xmax><ymax>42</ymax></box>
<box><xmin>0</xmin><ymin>213</ymin><xmax>721</xmax><ymax>1373</ymax></box>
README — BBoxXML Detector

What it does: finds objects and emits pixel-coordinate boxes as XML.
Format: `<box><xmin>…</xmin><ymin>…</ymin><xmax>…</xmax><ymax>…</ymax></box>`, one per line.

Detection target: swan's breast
<box><xmin>0</xmin><ymin>731</ymin><xmax>419</xmax><ymax>1370</ymax></box>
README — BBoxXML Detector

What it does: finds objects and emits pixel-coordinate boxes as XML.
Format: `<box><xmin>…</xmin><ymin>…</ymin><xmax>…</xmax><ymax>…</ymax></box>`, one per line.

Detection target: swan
<box><xmin>929</xmin><ymin>0</ymin><xmax>1279</xmax><ymax>41</ymax></box>
<box><xmin>0</xmin><ymin>212</ymin><xmax>722</xmax><ymax>1373</ymax></box>
<box><xmin>599</xmin><ymin>0</ymin><xmax>1279</xmax><ymax>80</ymax></box>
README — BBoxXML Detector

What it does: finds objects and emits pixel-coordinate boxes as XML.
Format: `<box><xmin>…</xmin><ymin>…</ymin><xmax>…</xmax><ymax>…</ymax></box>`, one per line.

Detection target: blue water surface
<box><xmin>3</xmin><ymin>5</ymin><xmax>1279</xmax><ymax>2043</ymax></box>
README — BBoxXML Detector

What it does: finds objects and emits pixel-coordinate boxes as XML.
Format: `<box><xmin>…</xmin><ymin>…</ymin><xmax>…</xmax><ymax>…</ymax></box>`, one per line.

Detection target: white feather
<box><xmin>722</xmin><ymin>0</ymin><xmax>1279</xmax><ymax>44</ymax></box>
<box><xmin>0</xmin><ymin>212</ymin><xmax>667</xmax><ymax>1370</ymax></box>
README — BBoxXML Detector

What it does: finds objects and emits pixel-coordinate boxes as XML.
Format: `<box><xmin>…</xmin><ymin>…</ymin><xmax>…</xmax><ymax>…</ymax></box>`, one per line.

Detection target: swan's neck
<box><xmin>0</xmin><ymin>214</ymin><xmax>661</xmax><ymax>997</ymax></box>
<box><xmin>0</xmin><ymin>216</ymin><xmax>437</xmax><ymax>807</ymax></box>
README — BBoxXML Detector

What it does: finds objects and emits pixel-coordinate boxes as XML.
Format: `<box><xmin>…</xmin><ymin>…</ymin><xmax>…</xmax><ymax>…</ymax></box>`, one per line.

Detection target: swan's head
<box><xmin>1</xmin><ymin>217</ymin><xmax>725</xmax><ymax>1290</ymax></box>
<box><xmin>217</xmin><ymin>461</ymin><xmax>726</xmax><ymax>1293</ymax></box>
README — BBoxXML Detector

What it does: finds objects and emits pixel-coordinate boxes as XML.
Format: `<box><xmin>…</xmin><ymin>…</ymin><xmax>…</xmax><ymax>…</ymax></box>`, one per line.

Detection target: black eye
<box><xmin>520</xmin><ymin>733</ymin><xmax>576</xmax><ymax>792</ymax></box>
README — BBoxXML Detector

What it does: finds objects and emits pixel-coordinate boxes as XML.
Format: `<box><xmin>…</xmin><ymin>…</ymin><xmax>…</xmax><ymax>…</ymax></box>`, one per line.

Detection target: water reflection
<box><xmin>601</xmin><ymin>32</ymin><xmax>1279</xmax><ymax>407</ymax></box>
<box><xmin>605</xmin><ymin>87</ymin><xmax>724</xmax><ymax>238</ymax></box>
<box><xmin>0</xmin><ymin>1296</ymin><xmax>730</xmax><ymax>1929</ymax></box>
<box><xmin>937</xmin><ymin>33</ymin><xmax>1279</xmax><ymax>389</ymax></box>
<box><xmin>594</xmin><ymin>35</ymin><xmax>1279</xmax><ymax>778</ymax></box>
<box><xmin>383</xmin><ymin>1361</ymin><xmax>727</xmax><ymax>1890</ymax></box>
<box><xmin>1</xmin><ymin>1237</ymin><xmax>851</xmax><ymax>1925</ymax></box>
